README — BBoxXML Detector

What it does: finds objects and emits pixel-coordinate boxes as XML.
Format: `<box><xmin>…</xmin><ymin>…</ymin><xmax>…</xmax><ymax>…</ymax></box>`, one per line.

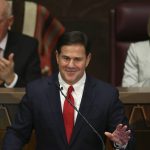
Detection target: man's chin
<box><xmin>65</xmin><ymin>76</ymin><xmax>77</xmax><ymax>84</ymax></box>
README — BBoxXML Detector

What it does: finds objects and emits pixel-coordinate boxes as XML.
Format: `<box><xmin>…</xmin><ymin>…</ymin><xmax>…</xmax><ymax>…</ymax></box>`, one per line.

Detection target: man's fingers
<box><xmin>105</xmin><ymin>132</ymin><xmax>121</xmax><ymax>144</ymax></box>
<box><xmin>8</xmin><ymin>53</ymin><xmax>14</xmax><ymax>62</ymax></box>
<box><xmin>104</xmin><ymin>132</ymin><xmax>114</xmax><ymax>140</ymax></box>
<box><xmin>104</xmin><ymin>132</ymin><xmax>112</xmax><ymax>137</ymax></box>
<box><xmin>116</xmin><ymin>124</ymin><xmax>127</xmax><ymax>131</ymax></box>
<box><xmin>0</xmin><ymin>53</ymin><xmax>14</xmax><ymax>67</ymax></box>
<box><xmin>105</xmin><ymin>126</ymin><xmax>131</xmax><ymax>146</ymax></box>
<box><xmin>0</xmin><ymin>58</ymin><xmax>7</xmax><ymax>70</ymax></box>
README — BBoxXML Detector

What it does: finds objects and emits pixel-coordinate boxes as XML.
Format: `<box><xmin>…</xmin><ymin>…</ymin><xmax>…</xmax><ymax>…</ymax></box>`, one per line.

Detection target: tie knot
<box><xmin>68</xmin><ymin>85</ymin><xmax>74</xmax><ymax>94</ymax></box>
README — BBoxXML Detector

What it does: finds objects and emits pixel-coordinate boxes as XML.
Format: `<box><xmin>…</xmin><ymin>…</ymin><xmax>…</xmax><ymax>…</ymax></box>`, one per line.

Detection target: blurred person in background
<box><xmin>0</xmin><ymin>0</ymin><xmax>41</xmax><ymax>122</ymax></box>
<box><xmin>122</xmin><ymin>40</ymin><xmax>150</xmax><ymax>87</ymax></box>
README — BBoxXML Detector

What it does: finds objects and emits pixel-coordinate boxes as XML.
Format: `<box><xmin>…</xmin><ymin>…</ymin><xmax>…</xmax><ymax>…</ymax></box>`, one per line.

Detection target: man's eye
<box><xmin>74</xmin><ymin>58</ymin><xmax>82</xmax><ymax>62</ymax></box>
<box><xmin>63</xmin><ymin>57</ymin><xmax>70</xmax><ymax>61</ymax></box>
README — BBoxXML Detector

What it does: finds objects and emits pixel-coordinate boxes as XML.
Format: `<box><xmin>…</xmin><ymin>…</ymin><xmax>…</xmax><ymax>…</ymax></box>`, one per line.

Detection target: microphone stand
<box><xmin>56</xmin><ymin>82</ymin><xmax>105</xmax><ymax>150</ymax></box>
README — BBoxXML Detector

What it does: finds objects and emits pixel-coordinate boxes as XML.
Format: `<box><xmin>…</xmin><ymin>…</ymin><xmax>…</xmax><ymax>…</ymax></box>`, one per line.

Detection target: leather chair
<box><xmin>109</xmin><ymin>2</ymin><xmax>150</xmax><ymax>86</ymax></box>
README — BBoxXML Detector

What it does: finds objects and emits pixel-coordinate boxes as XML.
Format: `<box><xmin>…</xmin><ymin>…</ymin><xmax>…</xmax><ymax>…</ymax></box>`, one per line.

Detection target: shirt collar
<box><xmin>58</xmin><ymin>72</ymin><xmax>86</xmax><ymax>92</ymax></box>
<box><xmin>0</xmin><ymin>33</ymin><xmax>8</xmax><ymax>50</ymax></box>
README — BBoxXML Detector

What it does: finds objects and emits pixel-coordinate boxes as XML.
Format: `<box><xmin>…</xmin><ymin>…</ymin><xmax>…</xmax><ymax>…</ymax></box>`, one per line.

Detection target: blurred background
<box><xmin>13</xmin><ymin>0</ymin><xmax>148</xmax><ymax>83</ymax></box>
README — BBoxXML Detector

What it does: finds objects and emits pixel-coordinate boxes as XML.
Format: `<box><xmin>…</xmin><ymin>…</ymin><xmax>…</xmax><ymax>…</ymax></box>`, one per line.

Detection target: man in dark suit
<box><xmin>0</xmin><ymin>0</ymin><xmax>41</xmax><ymax>123</ymax></box>
<box><xmin>0</xmin><ymin>30</ymin><xmax>41</xmax><ymax>87</ymax></box>
<box><xmin>0</xmin><ymin>0</ymin><xmax>41</xmax><ymax>87</ymax></box>
<box><xmin>2</xmin><ymin>31</ymin><xmax>134</xmax><ymax>150</ymax></box>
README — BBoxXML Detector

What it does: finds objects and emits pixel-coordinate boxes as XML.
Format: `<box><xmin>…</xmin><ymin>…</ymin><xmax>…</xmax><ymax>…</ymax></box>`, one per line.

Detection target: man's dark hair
<box><xmin>56</xmin><ymin>31</ymin><xmax>91</xmax><ymax>55</ymax></box>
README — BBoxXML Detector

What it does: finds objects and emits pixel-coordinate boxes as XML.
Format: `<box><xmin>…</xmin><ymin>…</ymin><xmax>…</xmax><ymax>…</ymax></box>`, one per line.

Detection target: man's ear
<box><xmin>86</xmin><ymin>53</ymin><xmax>91</xmax><ymax>67</ymax></box>
<box><xmin>55</xmin><ymin>50</ymin><xmax>59</xmax><ymax>64</ymax></box>
<box><xmin>8</xmin><ymin>16</ymin><xmax>14</xmax><ymax>30</ymax></box>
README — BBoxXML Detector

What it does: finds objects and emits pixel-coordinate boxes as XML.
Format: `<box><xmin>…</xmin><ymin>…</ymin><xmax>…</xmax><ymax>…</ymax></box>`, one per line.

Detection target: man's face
<box><xmin>56</xmin><ymin>44</ymin><xmax>91</xmax><ymax>85</ymax></box>
<box><xmin>0</xmin><ymin>12</ymin><xmax>13</xmax><ymax>42</ymax></box>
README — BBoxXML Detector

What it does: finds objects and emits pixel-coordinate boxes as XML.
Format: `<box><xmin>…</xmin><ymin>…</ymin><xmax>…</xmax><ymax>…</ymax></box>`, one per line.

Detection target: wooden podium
<box><xmin>0</xmin><ymin>87</ymin><xmax>150</xmax><ymax>149</ymax></box>
<box><xmin>118</xmin><ymin>87</ymin><xmax>150</xmax><ymax>150</ymax></box>
<box><xmin>118</xmin><ymin>87</ymin><xmax>150</xmax><ymax>126</ymax></box>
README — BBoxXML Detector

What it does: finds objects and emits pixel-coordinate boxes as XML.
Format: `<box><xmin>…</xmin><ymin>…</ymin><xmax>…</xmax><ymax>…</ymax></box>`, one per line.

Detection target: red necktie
<box><xmin>63</xmin><ymin>85</ymin><xmax>74</xmax><ymax>143</ymax></box>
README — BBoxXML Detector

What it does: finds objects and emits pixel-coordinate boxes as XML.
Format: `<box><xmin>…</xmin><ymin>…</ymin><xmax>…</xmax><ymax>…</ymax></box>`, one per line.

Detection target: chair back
<box><xmin>109</xmin><ymin>2</ymin><xmax>150</xmax><ymax>86</ymax></box>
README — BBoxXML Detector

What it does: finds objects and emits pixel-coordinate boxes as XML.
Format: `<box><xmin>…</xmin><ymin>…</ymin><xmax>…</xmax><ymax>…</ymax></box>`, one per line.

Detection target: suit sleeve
<box><xmin>107</xmin><ymin>88</ymin><xmax>135</xmax><ymax>150</ymax></box>
<box><xmin>2</xmin><ymin>88</ymin><xmax>33</xmax><ymax>149</ymax></box>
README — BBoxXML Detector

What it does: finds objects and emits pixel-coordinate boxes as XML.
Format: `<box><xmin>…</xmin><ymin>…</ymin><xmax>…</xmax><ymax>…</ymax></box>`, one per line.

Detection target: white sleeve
<box><xmin>121</xmin><ymin>43</ymin><xmax>150</xmax><ymax>87</ymax></box>
<box><xmin>122</xmin><ymin>43</ymin><xmax>139</xmax><ymax>87</ymax></box>
<box><xmin>4</xmin><ymin>73</ymin><xmax>18</xmax><ymax>88</ymax></box>
<box><xmin>114</xmin><ymin>142</ymin><xmax>127</xmax><ymax>150</ymax></box>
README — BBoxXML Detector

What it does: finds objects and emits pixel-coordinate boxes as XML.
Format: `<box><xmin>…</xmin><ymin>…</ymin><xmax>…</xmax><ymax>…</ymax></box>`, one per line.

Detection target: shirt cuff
<box><xmin>114</xmin><ymin>142</ymin><xmax>128</xmax><ymax>150</ymax></box>
<box><xmin>4</xmin><ymin>73</ymin><xmax>18</xmax><ymax>88</ymax></box>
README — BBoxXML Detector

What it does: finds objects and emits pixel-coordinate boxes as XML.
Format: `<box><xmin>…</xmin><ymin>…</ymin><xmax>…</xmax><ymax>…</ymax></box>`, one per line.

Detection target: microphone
<box><xmin>55</xmin><ymin>82</ymin><xmax>105</xmax><ymax>150</ymax></box>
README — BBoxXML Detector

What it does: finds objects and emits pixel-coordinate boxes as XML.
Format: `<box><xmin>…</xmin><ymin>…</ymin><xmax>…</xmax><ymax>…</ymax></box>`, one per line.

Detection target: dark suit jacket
<box><xmin>2</xmin><ymin>73</ymin><xmax>135</xmax><ymax>150</ymax></box>
<box><xmin>1</xmin><ymin>31</ymin><xmax>41</xmax><ymax>87</ymax></box>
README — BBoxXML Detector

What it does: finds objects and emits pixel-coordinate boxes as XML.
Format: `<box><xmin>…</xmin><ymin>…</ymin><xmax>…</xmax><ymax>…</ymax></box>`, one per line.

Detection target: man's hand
<box><xmin>105</xmin><ymin>124</ymin><xmax>131</xmax><ymax>146</ymax></box>
<box><xmin>0</xmin><ymin>53</ymin><xmax>15</xmax><ymax>85</ymax></box>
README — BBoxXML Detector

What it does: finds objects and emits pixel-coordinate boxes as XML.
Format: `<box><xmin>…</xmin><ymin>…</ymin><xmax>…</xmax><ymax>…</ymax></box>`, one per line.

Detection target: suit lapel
<box><xmin>4</xmin><ymin>31</ymin><xmax>17</xmax><ymax>58</ymax></box>
<box><xmin>70</xmin><ymin>76</ymin><xmax>96</xmax><ymax>145</ymax></box>
<box><xmin>45</xmin><ymin>74</ymin><xmax>97</xmax><ymax>146</ymax></box>
<box><xmin>45</xmin><ymin>75</ymin><xmax>67</xmax><ymax>145</ymax></box>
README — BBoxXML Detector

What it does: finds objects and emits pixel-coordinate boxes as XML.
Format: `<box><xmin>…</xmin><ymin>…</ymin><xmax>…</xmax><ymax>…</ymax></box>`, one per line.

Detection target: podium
<box><xmin>118</xmin><ymin>87</ymin><xmax>150</xmax><ymax>150</ymax></box>
<box><xmin>118</xmin><ymin>87</ymin><xmax>150</xmax><ymax>126</ymax></box>
<box><xmin>0</xmin><ymin>88</ymin><xmax>24</xmax><ymax>125</ymax></box>
<box><xmin>0</xmin><ymin>87</ymin><xmax>150</xmax><ymax>150</ymax></box>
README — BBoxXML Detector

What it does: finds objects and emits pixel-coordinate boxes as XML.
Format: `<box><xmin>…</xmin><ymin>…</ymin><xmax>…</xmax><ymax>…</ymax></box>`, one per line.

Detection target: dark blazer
<box><xmin>2</xmin><ymin>73</ymin><xmax>135</xmax><ymax>150</ymax></box>
<box><xmin>1</xmin><ymin>31</ymin><xmax>41</xmax><ymax>87</ymax></box>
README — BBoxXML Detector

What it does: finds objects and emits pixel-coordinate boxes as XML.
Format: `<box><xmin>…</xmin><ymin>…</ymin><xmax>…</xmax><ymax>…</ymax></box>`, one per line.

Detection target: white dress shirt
<box><xmin>0</xmin><ymin>33</ymin><xmax>8</xmax><ymax>57</ymax></box>
<box><xmin>58</xmin><ymin>72</ymin><xmax>86</xmax><ymax>123</ymax></box>
<box><xmin>59</xmin><ymin>73</ymin><xmax>127</xmax><ymax>149</ymax></box>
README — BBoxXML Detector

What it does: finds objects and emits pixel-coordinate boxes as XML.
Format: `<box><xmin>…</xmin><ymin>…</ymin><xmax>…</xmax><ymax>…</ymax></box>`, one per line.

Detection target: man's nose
<box><xmin>68</xmin><ymin>59</ymin><xmax>75</xmax><ymax>67</ymax></box>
